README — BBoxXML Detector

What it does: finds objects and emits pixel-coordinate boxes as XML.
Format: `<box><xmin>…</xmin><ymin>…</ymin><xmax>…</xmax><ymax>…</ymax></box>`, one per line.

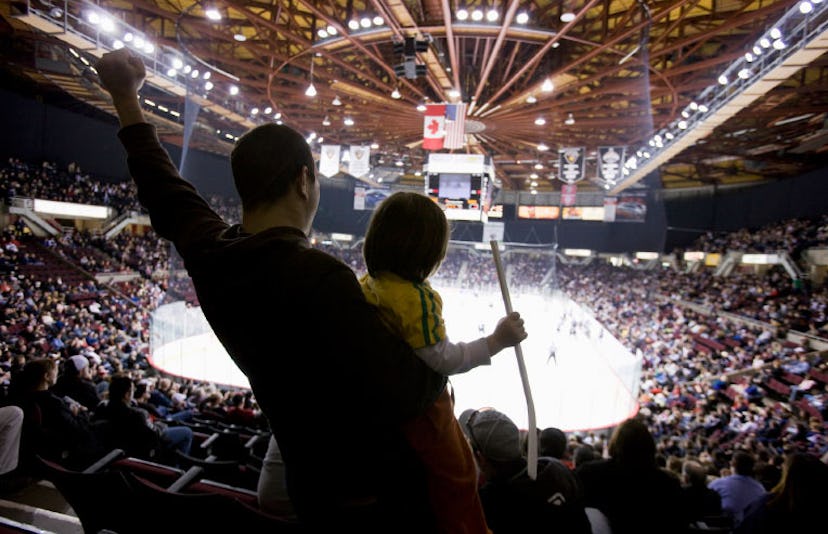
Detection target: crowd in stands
<box><xmin>0</xmin><ymin>154</ymin><xmax>826</xmax><ymax>532</ymax></box>
<box><xmin>689</xmin><ymin>215</ymin><xmax>828</xmax><ymax>256</ymax></box>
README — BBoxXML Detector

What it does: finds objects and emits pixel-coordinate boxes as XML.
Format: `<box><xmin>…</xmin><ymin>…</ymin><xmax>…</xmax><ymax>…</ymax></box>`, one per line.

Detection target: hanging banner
<box><xmin>598</xmin><ymin>146</ymin><xmax>626</xmax><ymax>182</ymax></box>
<box><xmin>558</xmin><ymin>147</ymin><xmax>585</xmax><ymax>183</ymax></box>
<box><xmin>319</xmin><ymin>145</ymin><xmax>341</xmax><ymax>178</ymax></box>
<box><xmin>561</xmin><ymin>184</ymin><xmax>577</xmax><ymax>206</ymax></box>
<box><xmin>423</xmin><ymin>104</ymin><xmax>446</xmax><ymax>150</ymax></box>
<box><xmin>348</xmin><ymin>145</ymin><xmax>370</xmax><ymax>177</ymax></box>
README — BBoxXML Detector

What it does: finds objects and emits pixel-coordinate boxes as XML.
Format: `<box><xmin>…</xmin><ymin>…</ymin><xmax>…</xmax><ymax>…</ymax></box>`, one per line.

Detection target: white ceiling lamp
<box><xmin>456</xmin><ymin>8</ymin><xmax>469</xmax><ymax>21</ymax></box>
<box><xmin>322</xmin><ymin>116</ymin><xmax>331</xmax><ymax>126</ymax></box>
<box><xmin>348</xmin><ymin>20</ymin><xmax>360</xmax><ymax>30</ymax></box>
<box><xmin>416</xmin><ymin>103</ymin><xmax>427</xmax><ymax>112</ymax></box>
<box><xmin>205</xmin><ymin>8</ymin><xmax>221</xmax><ymax>21</ymax></box>
<box><xmin>305</xmin><ymin>59</ymin><xmax>317</xmax><ymax>97</ymax></box>
<box><xmin>526</xmin><ymin>95</ymin><xmax>537</xmax><ymax>104</ymax></box>
<box><xmin>471</xmin><ymin>9</ymin><xmax>484</xmax><ymax>21</ymax></box>
<box><xmin>561</xmin><ymin>12</ymin><xmax>576</xmax><ymax>22</ymax></box>
<box><xmin>516</xmin><ymin>12</ymin><xmax>529</xmax><ymax>24</ymax></box>
<box><xmin>234</xmin><ymin>33</ymin><xmax>246</xmax><ymax>42</ymax></box>
<box><xmin>534</xmin><ymin>117</ymin><xmax>546</xmax><ymax>126</ymax></box>
<box><xmin>486</xmin><ymin>9</ymin><xmax>499</xmax><ymax>22</ymax></box>
<box><xmin>565</xmin><ymin>113</ymin><xmax>575</xmax><ymax>125</ymax></box>
<box><xmin>391</xmin><ymin>88</ymin><xmax>401</xmax><ymax>99</ymax></box>
<box><xmin>537</xmin><ymin>142</ymin><xmax>549</xmax><ymax>151</ymax></box>
<box><xmin>263</xmin><ymin>106</ymin><xmax>272</xmax><ymax>114</ymax></box>
<box><xmin>541</xmin><ymin>78</ymin><xmax>554</xmax><ymax>92</ymax></box>
<box><xmin>373</xmin><ymin>16</ymin><xmax>384</xmax><ymax>26</ymax></box>
<box><xmin>448</xmin><ymin>89</ymin><xmax>461</xmax><ymax>98</ymax></box>
<box><xmin>229</xmin><ymin>85</ymin><xmax>239</xmax><ymax>96</ymax></box>
<box><xmin>360</xmin><ymin>17</ymin><xmax>372</xmax><ymax>28</ymax></box>
<box><xmin>344</xmin><ymin>117</ymin><xmax>354</xmax><ymax>126</ymax></box>
<box><xmin>332</xmin><ymin>95</ymin><xmax>342</xmax><ymax>106</ymax></box>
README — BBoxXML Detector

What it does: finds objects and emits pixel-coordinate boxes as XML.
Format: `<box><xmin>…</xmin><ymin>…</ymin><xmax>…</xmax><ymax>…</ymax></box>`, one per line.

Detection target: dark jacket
<box><xmin>94</xmin><ymin>400</ymin><xmax>161</xmax><ymax>459</ymax></box>
<box><xmin>51</xmin><ymin>375</ymin><xmax>101</xmax><ymax>411</ymax></box>
<box><xmin>480</xmin><ymin>457</ymin><xmax>592</xmax><ymax>534</ymax></box>
<box><xmin>118</xmin><ymin>124</ymin><xmax>445</xmax><ymax>531</ymax></box>
<box><xmin>576</xmin><ymin>458</ymin><xmax>689</xmax><ymax>534</ymax></box>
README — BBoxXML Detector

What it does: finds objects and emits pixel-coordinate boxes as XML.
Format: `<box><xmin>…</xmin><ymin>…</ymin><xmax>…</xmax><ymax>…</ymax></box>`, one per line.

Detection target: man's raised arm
<box><xmin>96</xmin><ymin>48</ymin><xmax>146</xmax><ymax>128</ymax></box>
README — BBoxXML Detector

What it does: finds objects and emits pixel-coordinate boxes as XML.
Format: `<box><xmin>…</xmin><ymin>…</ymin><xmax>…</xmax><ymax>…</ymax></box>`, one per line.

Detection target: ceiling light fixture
<box><xmin>332</xmin><ymin>95</ymin><xmax>342</xmax><ymax>106</ymax></box>
<box><xmin>565</xmin><ymin>113</ymin><xmax>575</xmax><ymax>125</ymax></box>
<box><xmin>561</xmin><ymin>12</ymin><xmax>575</xmax><ymax>22</ymax></box>
<box><xmin>541</xmin><ymin>78</ymin><xmax>554</xmax><ymax>92</ymax></box>
<box><xmin>516</xmin><ymin>12</ymin><xmax>529</xmax><ymax>24</ymax></box>
<box><xmin>305</xmin><ymin>59</ymin><xmax>317</xmax><ymax>97</ymax></box>
<box><xmin>534</xmin><ymin>117</ymin><xmax>546</xmax><ymax>126</ymax></box>
<box><xmin>457</xmin><ymin>9</ymin><xmax>469</xmax><ymax>21</ymax></box>
<box><xmin>391</xmin><ymin>88</ymin><xmax>401</xmax><ymax>99</ymax></box>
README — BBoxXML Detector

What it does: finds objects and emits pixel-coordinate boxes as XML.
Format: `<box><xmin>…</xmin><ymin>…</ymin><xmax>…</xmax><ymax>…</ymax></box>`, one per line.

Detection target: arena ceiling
<box><xmin>1</xmin><ymin>0</ymin><xmax>827</xmax><ymax>194</ymax></box>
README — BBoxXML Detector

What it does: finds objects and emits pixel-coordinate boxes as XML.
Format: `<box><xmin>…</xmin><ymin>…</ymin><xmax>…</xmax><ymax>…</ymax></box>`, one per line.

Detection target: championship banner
<box><xmin>598</xmin><ymin>146</ymin><xmax>626</xmax><ymax>182</ymax></box>
<box><xmin>348</xmin><ymin>145</ymin><xmax>370</xmax><ymax>178</ymax></box>
<box><xmin>319</xmin><ymin>145</ymin><xmax>341</xmax><ymax>178</ymax></box>
<box><xmin>558</xmin><ymin>147</ymin><xmax>585</xmax><ymax>183</ymax></box>
<box><xmin>561</xmin><ymin>184</ymin><xmax>577</xmax><ymax>206</ymax></box>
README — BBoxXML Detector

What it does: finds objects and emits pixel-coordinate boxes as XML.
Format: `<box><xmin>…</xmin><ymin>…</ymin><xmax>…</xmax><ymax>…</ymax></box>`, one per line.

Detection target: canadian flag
<box><xmin>423</xmin><ymin>104</ymin><xmax>446</xmax><ymax>150</ymax></box>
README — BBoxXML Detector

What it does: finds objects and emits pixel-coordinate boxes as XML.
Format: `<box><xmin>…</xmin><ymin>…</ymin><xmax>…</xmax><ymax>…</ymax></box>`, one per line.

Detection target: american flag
<box><xmin>443</xmin><ymin>103</ymin><xmax>467</xmax><ymax>149</ymax></box>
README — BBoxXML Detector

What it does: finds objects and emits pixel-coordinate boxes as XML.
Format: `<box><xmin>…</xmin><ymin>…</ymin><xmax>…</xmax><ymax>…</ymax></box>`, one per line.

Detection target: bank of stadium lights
<box><xmin>619</xmin><ymin>2</ymin><xmax>821</xmax><ymax>185</ymax></box>
<box><xmin>346</xmin><ymin>16</ymin><xmax>384</xmax><ymax>32</ymax></box>
<box><xmin>455</xmin><ymin>7</ymin><xmax>503</xmax><ymax>22</ymax></box>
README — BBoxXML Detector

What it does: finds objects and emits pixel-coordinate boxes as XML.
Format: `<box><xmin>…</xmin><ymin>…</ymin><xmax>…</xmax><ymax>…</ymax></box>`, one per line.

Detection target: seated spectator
<box><xmin>539</xmin><ymin>426</ymin><xmax>572</xmax><ymax>468</ymax></box>
<box><xmin>460</xmin><ymin>407</ymin><xmax>591</xmax><ymax>533</ymax></box>
<box><xmin>51</xmin><ymin>355</ymin><xmax>101</xmax><ymax>411</ymax></box>
<box><xmin>737</xmin><ymin>453</ymin><xmax>828</xmax><ymax>533</ymax></box>
<box><xmin>708</xmin><ymin>451</ymin><xmax>767</xmax><ymax>528</ymax></box>
<box><xmin>224</xmin><ymin>392</ymin><xmax>263</xmax><ymax>428</ymax></box>
<box><xmin>681</xmin><ymin>459</ymin><xmax>723</xmax><ymax>523</ymax></box>
<box><xmin>94</xmin><ymin>374</ymin><xmax>192</xmax><ymax>461</ymax></box>
<box><xmin>572</xmin><ymin>444</ymin><xmax>599</xmax><ymax>468</ymax></box>
<box><xmin>10</xmin><ymin>358</ymin><xmax>104</xmax><ymax>469</ymax></box>
<box><xmin>576</xmin><ymin>417</ymin><xmax>689</xmax><ymax>534</ymax></box>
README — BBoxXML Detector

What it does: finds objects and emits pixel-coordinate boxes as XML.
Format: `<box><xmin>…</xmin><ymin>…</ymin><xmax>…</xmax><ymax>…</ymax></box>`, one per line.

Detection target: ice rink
<box><xmin>151</xmin><ymin>288</ymin><xmax>640</xmax><ymax>432</ymax></box>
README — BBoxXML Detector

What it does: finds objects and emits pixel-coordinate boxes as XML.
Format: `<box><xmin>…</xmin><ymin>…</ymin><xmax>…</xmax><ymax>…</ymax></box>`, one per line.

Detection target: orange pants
<box><xmin>403</xmin><ymin>389</ymin><xmax>491</xmax><ymax>534</ymax></box>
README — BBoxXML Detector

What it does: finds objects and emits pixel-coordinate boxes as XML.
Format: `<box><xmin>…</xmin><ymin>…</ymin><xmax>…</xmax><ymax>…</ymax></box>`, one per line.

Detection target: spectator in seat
<box><xmin>97</xmin><ymin>48</ymin><xmax>445</xmax><ymax>532</ymax></box>
<box><xmin>51</xmin><ymin>355</ymin><xmax>100</xmax><ymax>411</ymax></box>
<box><xmin>576</xmin><ymin>417</ymin><xmax>689</xmax><ymax>534</ymax></box>
<box><xmin>539</xmin><ymin>426</ymin><xmax>572</xmax><ymax>468</ymax></box>
<box><xmin>10</xmin><ymin>358</ymin><xmax>104</xmax><ymax>469</ymax></box>
<box><xmin>681</xmin><ymin>459</ymin><xmax>722</xmax><ymax>523</ymax></box>
<box><xmin>737</xmin><ymin>453</ymin><xmax>828</xmax><ymax>533</ymax></box>
<box><xmin>460</xmin><ymin>407</ymin><xmax>591</xmax><ymax>533</ymax></box>
<box><xmin>94</xmin><ymin>373</ymin><xmax>192</xmax><ymax>460</ymax></box>
<box><xmin>708</xmin><ymin>451</ymin><xmax>767</xmax><ymax>528</ymax></box>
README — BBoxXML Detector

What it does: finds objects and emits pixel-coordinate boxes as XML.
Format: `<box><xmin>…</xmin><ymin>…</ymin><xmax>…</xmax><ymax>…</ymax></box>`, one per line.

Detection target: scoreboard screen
<box><xmin>427</xmin><ymin>173</ymin><xmax>488</xmax><ymax>221</ymax></box>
